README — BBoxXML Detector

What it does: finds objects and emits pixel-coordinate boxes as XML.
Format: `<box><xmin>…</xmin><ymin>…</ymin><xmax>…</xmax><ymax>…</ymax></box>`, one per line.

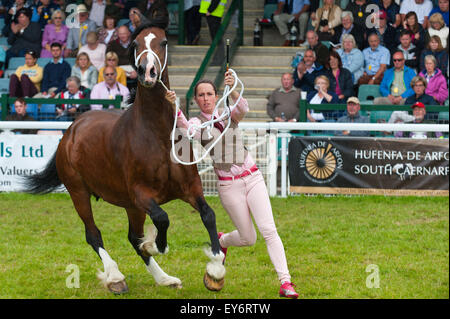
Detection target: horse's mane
<box><xmin>127</xmin><ymin>88</ymin><xmax>136</xmax><ymax>105</ymax></box>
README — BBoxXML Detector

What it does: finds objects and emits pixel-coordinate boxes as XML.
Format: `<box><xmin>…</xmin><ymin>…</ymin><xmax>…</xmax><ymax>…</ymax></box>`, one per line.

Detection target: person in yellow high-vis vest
<box><xmin>199</xmin><ymin>0</ymin><xmax>227</xmax><ymax>65</ymax></box>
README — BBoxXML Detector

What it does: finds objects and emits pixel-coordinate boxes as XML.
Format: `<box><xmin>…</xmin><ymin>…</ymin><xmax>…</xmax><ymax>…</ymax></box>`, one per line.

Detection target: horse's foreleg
<box><xmin>69</xmin><ymin>189</ymin><xmax>127</xmax><ymax>294</ymax></box>
<box><xmin>134</xmin><ymin>188</ymin><xmax>170</xmax><ymax>255</ymax></box>
<box><xmin>126</xmin><ymin>208</ymin><xmax>182</xmax><ymax>288</ymax></box>
<box><xmin>193</xmin><ymin>196</ymin><xmax>226</xmax><ymax>291</ymax></box>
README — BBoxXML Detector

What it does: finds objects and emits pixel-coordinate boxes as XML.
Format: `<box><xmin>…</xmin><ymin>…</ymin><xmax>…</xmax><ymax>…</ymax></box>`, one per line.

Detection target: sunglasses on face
<box><xmin>105</xmin><ymin>73</ymin><xmax>115</xmax><ymax>76</ymax></box>
<box><xmin>393</xmin><ymin>59</ymin><xmax>404</xmax><ymax>62</ymax></box>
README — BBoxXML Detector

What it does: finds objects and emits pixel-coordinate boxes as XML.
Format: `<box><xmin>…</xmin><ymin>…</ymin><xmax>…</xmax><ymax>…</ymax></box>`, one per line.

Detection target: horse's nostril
<box><xmin>150</xmin><ymin>67</ymin><xmax>157</xmax><ymax>78</ymax></box>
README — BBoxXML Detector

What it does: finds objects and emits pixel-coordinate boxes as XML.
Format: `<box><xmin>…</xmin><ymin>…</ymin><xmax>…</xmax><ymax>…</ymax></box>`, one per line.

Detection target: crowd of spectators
<box><xmin>0</xmin><ymin>0</ymin><xmax>448</xmax><ymax>136</ymax></box>
<box><xmin>269</xmin><ymin>0</ymin><xmax>449</xmax><ymax>132</ymax></box>
<box><xmin>0</xmin><ymin>0</ymin><xmax>160</xmax><ymax>121</ymax></box>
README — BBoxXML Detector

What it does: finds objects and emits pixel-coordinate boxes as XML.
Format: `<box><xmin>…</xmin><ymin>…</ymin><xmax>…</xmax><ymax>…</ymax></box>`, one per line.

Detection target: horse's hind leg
<box><xmin>68</xmin><ymin>188</ymin><xmax>128</xmax><ymax>294</ymax></box>
<box><xmin>126</xmin><ymin>208</ymin><xmax>182</xmax><ymax>288</ymax></box>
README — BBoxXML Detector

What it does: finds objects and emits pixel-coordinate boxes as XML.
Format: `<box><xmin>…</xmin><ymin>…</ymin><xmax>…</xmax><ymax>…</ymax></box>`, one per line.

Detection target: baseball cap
<box><xmin>411</xmin><ymin>102</ymin><xmax>425</xmax><ymax>109</ymax></box>
<box><xmin>378</xmin><ymin>10</ymin><xmax>387</xmax><ymax>20</ymax></box>
<box><xmin>77</xmin><ymin>4</ymin><xmax>88</xmax><ymax>13</ymax></box>
<box><xmin>347</xmin><ymin>97</ymin><xmax>360</xmax><ymax>104</ymax></box>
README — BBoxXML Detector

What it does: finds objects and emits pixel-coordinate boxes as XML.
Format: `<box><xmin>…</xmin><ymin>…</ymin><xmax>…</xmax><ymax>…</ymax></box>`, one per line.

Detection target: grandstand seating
<box><xmin>39</xmin><ymin>104</ymin><xmax>57</xmax><ymax>121</ymax></box>
<box><xmin>0</xmin><ymin>78</ymin><xmax>9</xmax><ymax>94</ymax></box>
<box><xmin>8</xmin><ymin>57</ymin><xmax>25</xmax><ymax>70</ymax></box>
<box><xmin>259</xmin><ymin>2</ymin><xmax>278</xmax><ymax>26</ymax></box>
<box><xmin>358</xmin><ymin>85</ymin><xmax>381</xmax><ymax>105</ymax></box>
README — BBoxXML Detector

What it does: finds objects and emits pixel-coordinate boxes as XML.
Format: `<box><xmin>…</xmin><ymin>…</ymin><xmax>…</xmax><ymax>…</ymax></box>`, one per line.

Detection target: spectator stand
<box><xmin>297</xmin><ymin>99</ymin><xmax>449</xmax><ymax>138</ymax></box>
<box><xmin>3</xmin><ymin>57</ymin><xmax>76</xmax><ymax>78</ymax></box>
<box><xmin>0</xmin><ymin>94</ymin><xmax>123</xmax><ymax>121</ymax></box>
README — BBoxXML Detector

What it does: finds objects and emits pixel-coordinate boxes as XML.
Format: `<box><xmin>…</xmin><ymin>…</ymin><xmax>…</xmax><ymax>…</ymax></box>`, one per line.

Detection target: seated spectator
<box><xmin>2</xmin><ymin>0</ymin><xmax>30</xmax><ymax>38</ymax></box>
<box><xmin>398</xmin><ymin>11</ymin><xmax>427</xmax><ymax>51</ymax></box>
<box><xmin>427</xmin><ymin>13</ymin><xmax>449</xmax><ymax>48</ymax></box>
<box><xmin>311</xmin><ymin>0</ymin><xmax>342</xmax><ymax>42</ymax></box>
<box><xmin>89</xmin><ymin>0</ymin><xmax>106</xmax><ymax>28</ymax></box>
<box><xmin>419</xmin><ymin>54</ymin><xmax>449</xmax><ymax>104</ymax></box>
<box><xmin>90</xmin><ymin>65</ymin><xmax>130</xmax><ymax>110</ymax></box>
<box><xmin>365</xmin><ymin>10</ymin><xmax>397</xmax><ymax>52</ymax></box>
<box><xmin>428</xmin><ymin>0</ymin><xmax>449</xmax><ymax>27</ymax></box>
<box><xmin>419</xmin><ymin>35</ymin><xmax>448</xmax><ymax>74</ymax></box>
<box><xmin>126</xmin><ymin>7</ymin><xmax>142</xmax><ymax>34</ymax></box>
<box><xmin>9</xmin><ymin>49</ymin><xmax>43</xmax><ymax>97</ymax></box>
<box><xmin>304</xmin><ymin>30</ymin><xmax>330</xmax><ymax>68</ymax></box>
<box><xmin>139</xmin><ymin>0</ymin><xmax>168</xmax><ymax>21</ymax></box>
<box><xmin>374</xmin><ymin>51</ymin><xmax>416</xmax><ymax>105</ymax></box>
<box><xmin>98</xmin><ymin>14</ymin><xmax>119</xmax><ymax>45</ymax></box>
<box><xmin>56</xmin><ymin>76</ymin><xmax>86</xmax><ymax>121</ymax></box>
<box><xmin>35</xmin><ymin>42</ymin><xmax>71</xmax><ymax>98</ymax></box>
<box><xmin>293</xmin><ymin>48</ymin><xmax>326</xmax><ymax>93</ymax></box>
<box><xmin>79</xmin><ymin>31</ymin><xmax>107</xmax><ymax>71</ymax></box>
<box><xmin>306</xmin><ymin>75</ymin><xmax>339</xmax><ymax>122</ymax></box>
<box><xmin>344</xmin><ymin>0</ymin><xmax>371</xmax><ymax>32</ymax></box>
<box><xmin>373</xmin><ymin>0</ymin><xmax>401</xmax><ymax>28</ymax></box>
<box><xmin>71</xmin><ymin>52</ymin><xmax>99</xmax><ymax>92</ymax></box>
<box><xmin>97</xmin><ymin>51</ymin><xmax>127</xmax><ymax>86</ymax></box>
<box><xmin>397</xmin><ymin>30</ymin><xmax>420</xmax><ymax>72</ymax></box>
<box><xmin>331</xmin><ymin>11</ymin><xmax>365</xmax><ymax>50</ymax></box>
<box><xmin>65</xmin><ymin>4</ymin><xmax>97</xmax><ymax>57</ymax></box>
<box><xmin>400</xmin><ymin>0</ymin><xmax>433</xmax><ymax>26</ymax></box>
<box><xmin>358</xmin><ymin>33</ymin><xmax>390</xmax><ymax>85</ymax></box>
<box><xmin>4</xmin><ymin>97</ymin><xmax>37</xmax><ymax>134</ymax></box>
<box><xmin>31</xmin><ymin>0</ymin><xmax>59</xmax><ymax>30</ymax></box>
<box><xmin>325</xmin><ymin>50</ymin><xmax>354</xmax><ymax>102</ymax></box>
<box><xmin>106</xmin><ymin>25</ymin><xmax>132</xmax><ymax>66</ymax></box>
<box><xmin>40</xmin><ymin>9</ymin><xmax>69</xmax><ymax>58</ymax></box>
<box><xmin>6</xmin><ymin>7</ymin><xmax>41</xmax><ymax>66</ymax></box>
<box><xmin>336</xmin><ymin>34</ymin><xmax>365</xmax><ymax>84</ymax></box>
<box><xmin>334</xmin><ymin>97</ymin><xmax>370</xmax><ymax>136</ymax></box>
<box><xmin>405</xmin><ymin>75</ymin><xmax>439</xmax><ymax>104</ymax></box>
<box><xmin>266</xmin><ymin>72</ymin><xmax>301</xmax><ymax>122</ymax></box>
<box><xmin>396</xmin><ymin>102</ymin><xmax>443</xmax><ymax>138</ymax></box>
<box><xmin>272</xmin><ymin>0</ymin><xmax>310</xmax><ymax>46</ymax></box>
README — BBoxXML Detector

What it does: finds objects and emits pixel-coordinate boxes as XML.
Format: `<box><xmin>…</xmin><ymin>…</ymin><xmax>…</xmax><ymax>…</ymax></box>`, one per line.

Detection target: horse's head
<box><xmin>130</xmin><ymin>19</ymin><xmax>168</xmax><ymax>88</ymax></box>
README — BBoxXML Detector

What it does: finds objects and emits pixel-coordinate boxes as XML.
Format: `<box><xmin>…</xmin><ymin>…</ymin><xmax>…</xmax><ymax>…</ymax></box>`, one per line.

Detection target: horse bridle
<box><xmin>134</xmin><ymin>32</ymin><xmax>169</xmax><ymax>89</ymax></box>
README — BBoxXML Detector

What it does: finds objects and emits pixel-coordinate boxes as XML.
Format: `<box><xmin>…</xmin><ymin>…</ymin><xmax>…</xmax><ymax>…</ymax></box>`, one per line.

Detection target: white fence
<box><xmin>1</xmin><ymin>121</ymin><xmax>448</xmax><ymax>196</ymax></box>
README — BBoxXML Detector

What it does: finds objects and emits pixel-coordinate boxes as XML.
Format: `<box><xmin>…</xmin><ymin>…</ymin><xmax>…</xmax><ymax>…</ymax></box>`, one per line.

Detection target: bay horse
<box><xmin>23</xmin><ymin>18</ymin><xmax>225</xmax><ymax>294</ymax></box>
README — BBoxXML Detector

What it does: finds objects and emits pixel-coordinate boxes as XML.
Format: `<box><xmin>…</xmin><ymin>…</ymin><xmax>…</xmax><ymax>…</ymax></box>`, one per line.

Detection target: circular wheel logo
<box><xmin>306</xmin><ymin>144</ymin><xmax>337</xmax><ymax>180</ymax></box>
<box><xmin>299</xmin><ymin>141</ymin><xmax>342</xmax><ymax>184</ymax></box>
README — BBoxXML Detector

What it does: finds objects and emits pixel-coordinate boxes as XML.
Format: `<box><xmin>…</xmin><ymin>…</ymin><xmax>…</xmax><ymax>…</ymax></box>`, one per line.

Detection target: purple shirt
<box><xmin>41</xmin><ymin>24</ymin><xmax>69</xmax><ymax>58</ymax></box>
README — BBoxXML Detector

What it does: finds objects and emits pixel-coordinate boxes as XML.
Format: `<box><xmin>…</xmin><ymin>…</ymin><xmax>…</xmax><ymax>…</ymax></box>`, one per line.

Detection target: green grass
<box><xmin>0</xmin><ymin>193</ymin><xmax>448</xmax><ymax>299</ymax></box>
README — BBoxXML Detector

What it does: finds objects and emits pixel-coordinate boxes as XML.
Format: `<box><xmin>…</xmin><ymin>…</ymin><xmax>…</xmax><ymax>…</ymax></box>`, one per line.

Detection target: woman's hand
<box><xmin>224</xmin><ymin>71</ymin><xmax>235</xmax><ymax>88</ymax></box>
<box><xmin>165</xmin><ymin>90</ymin><xmax>177</xmax><ymax>104</ymax></box>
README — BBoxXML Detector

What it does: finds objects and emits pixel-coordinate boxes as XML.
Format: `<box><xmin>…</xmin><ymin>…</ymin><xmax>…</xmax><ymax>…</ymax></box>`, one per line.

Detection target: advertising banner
<box><xmin>289</xmin><ymin>137</ymin><xmax>449</xmax><ymax>196</ymax></box>
<box><xmin>0</xmin><ymin>134</ymin><xmax>61</xmax><ymax>192</ymax></box>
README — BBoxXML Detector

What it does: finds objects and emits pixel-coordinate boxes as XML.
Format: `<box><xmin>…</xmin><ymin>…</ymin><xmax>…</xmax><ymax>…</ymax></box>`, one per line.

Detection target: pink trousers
<box><xmin>217</xmin><ymin>170</ymin><xmax>291</xmax><ymax>283</ymax></box>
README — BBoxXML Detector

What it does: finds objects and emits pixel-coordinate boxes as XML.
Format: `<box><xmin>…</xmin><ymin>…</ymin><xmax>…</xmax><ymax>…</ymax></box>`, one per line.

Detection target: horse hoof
<box><xmin>107</xmin><ymin>280</ymin><xmax>129</xmax><ymax>295</ymax></box>
<box><xmin>203</xmin><ymin>272</ymin><xmax>224</xmax><ymax>292</ymax></box>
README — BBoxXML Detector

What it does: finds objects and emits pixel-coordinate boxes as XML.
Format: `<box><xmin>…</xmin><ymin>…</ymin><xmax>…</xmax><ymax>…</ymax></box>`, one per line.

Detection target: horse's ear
<box><xmin>128</xmin><ymin>40</ymin><xmax>138</xmax><ymax>70</ymax></box>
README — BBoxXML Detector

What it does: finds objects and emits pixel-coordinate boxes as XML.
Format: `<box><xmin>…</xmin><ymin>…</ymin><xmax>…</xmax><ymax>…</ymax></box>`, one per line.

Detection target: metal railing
<box><xmin>185</xmin><ymin>0</ymin><xmax>244</xmax><ymax>115</ymax></box>
<box><xmin>0</xmin><ymin>94</ymin><xmax>123</xmax><ymax>121</ymax></box>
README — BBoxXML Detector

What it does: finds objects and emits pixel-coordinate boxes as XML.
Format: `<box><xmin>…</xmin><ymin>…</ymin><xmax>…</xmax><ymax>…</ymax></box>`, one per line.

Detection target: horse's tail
<box><xmin>23</xmin><ymin>151</ymin><xmax>62</xmax><ymax>194</ymax></box>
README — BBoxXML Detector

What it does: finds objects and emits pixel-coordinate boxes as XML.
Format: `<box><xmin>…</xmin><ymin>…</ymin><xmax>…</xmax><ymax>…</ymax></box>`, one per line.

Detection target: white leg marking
<box><xmin>203</xmin><ymin>247</ymin><xmax>226</xmax><ymax>280</ymax></box>
<box><xmin>97</xmin><ymin>248</ymin><xmax>125</xmax><ymax>286</ymax></box>
<box><xmin>146</xmin><ymin>257</ymin><xmax>182</xmax><ymax>288</ymax></box>
<box><xmin>139</xmin><ymin>225</ymin><xmax>169</xmax><ymax>256</ymax></box>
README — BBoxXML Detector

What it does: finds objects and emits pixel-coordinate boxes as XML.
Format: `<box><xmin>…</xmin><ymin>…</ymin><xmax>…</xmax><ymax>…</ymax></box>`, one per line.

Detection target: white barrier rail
<box><xmin>0</xmin><ymin>121</ymin><xmax>448</xmax><ymax>132</ymax></box>
<box><xmin>1</xmin><ymin>121</ymin><xmax>448</xmax><ymax>197</ymax></box>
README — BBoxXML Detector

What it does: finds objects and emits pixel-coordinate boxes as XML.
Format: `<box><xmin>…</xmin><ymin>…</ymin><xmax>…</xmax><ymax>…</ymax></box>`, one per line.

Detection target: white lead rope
<box><xmin>134</xmin><ymin>33</ymin><xmax>245</xmax><ymax>166</ymax></box>
<box><xmin>170</xmin><ymin>68</ymin><xmax>245</xmax><ymax>166</ymax></box>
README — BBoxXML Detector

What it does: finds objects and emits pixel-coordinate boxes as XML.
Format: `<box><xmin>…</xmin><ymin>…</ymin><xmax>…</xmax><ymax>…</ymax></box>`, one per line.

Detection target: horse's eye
<box><xmin>161</xmin><ymin>40</ymin><xmax>168</xmax><ymax>47</ymax></box>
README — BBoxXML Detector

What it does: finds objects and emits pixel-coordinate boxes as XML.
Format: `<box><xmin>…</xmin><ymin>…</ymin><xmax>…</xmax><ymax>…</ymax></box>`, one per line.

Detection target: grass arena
<box><xmin>0</xmin><ymin>192</ymin><xmax>448</xmax><ymax>299</ymax></box>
